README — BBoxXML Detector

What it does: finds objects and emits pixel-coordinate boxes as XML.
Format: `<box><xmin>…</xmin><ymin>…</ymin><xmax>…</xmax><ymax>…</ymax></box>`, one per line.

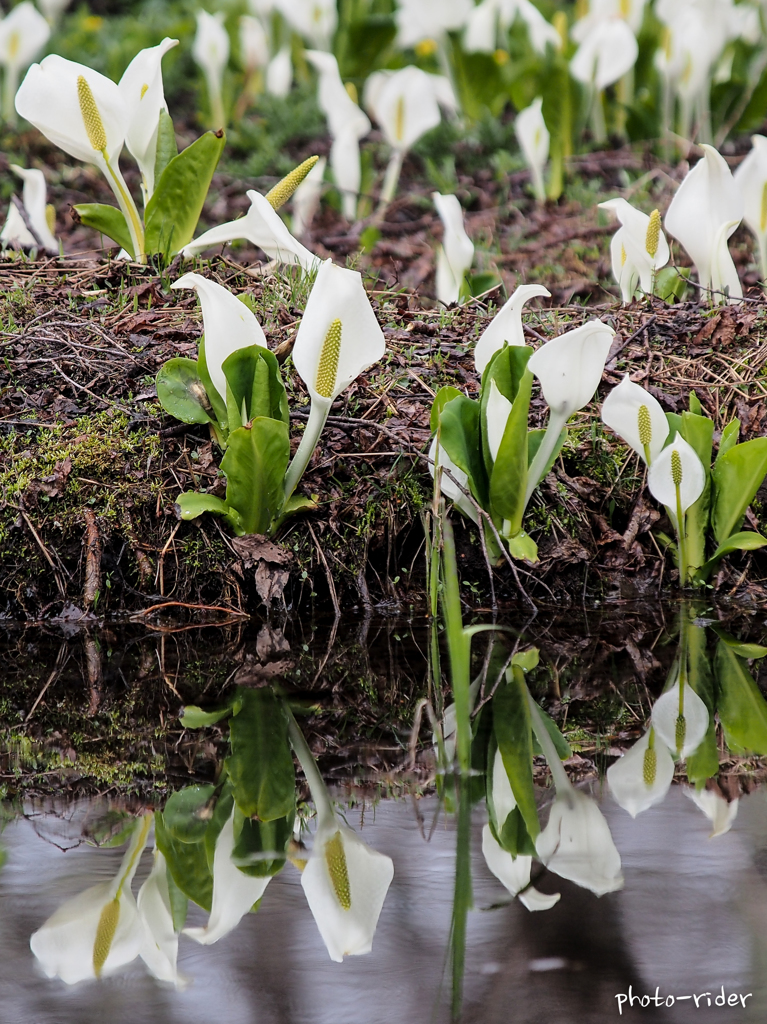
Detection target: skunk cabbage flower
<box><xmin>734</xmin><ymin>134</ymin><xmax>767</xmax><ymax>283</ymax></box>
<box><xmin>192</xmin><ymin>10</ymin><xmax>230</xmax><ymax>128</ymax></box>
<box><xmin>515</xmin><ymin>97</ymin><xmax>549</xmax><ymax>203</ymax></box>
<box><xmin>306</xmin><ymin>50</ymin><xmax>370</xmax><ymax>221</ymax></box>
<box><xmin>599</xmin><ymin>198</ymin><xmax>669</xmax><ymax>302</ymax></box>
<box><xmin>0</xmin><ymin>1</ymin><xmax>50</xmax><ymax>123</ymax></box>
<box><xmin>647</xmin><ymin>435</ymin><xmax>705</xmax><ymax>520</ymax></box>
<box><xmin>171</xmin><ymin>272</ymin><xmax>267</xmax><ymax>406</ymax></box>
<box><xmin>137</xmin><ymin>848</ymin><xmax>184</xmax><ymax>987</ymax></box>
<box><xmin>686</xmin><ymin>785</ymin><xmax>739</xmax><ymax>837</ymax></box>
<box><xmin>183</xmin><ymin>189</ymin><xmax>320</xmax><ymax>272</ymax></box>
<box><xmin>301</xmin><ymin>819</ymin><xmax>394</xmax><ymax>961</ymax></box>
<box><xmin>394</xmin><ymin>0</ymin><xmax>473</xmax><ymax>48</ymax></box>
<box><xmin>607</xmin><ymin>728</ymin><xmax>675</xmax><ymax>817</ymax></box>
<box><xmin>30</xmin><ymin>814</ymin><xmax>152</xmax><ymax>984</ymax></box>
<box><xmin>482</xmin><ymin>749</ymin><xmax>560</xmax><ymax>911</ymax></box>
<box><xmin>292</xmin><ymin>156</ymin><xmax>326</xmax><ymax>237</ymax></box>
<box><xmin>428</xmin><ymin>437</ymin><xmax>479</xmax><ymax>524</ymax></box>
<box><xmin>274</xmin><ymin>0</ymin><xmax>337</xmax><ymax>49</ymax></box>
<box><xmin>364</xmin><ymin>66</ymin><xmax>456</xmax><ymax>153</ymax></box>
<box><xmin>486</xmin><ymin>380</ymin><xmax>512</xmax><ymax>464</ymax></box>
<box><xmin>266</xmin><ymin>46</ymin><xmax>292</xmax><ymax>97</ymax></box>
<box><xmin>433</xmin><ymin>192</ymin><xmax>474</xmax><ymax>305</ymax></box>
<box><xmin>536</xmin><ymin>787</ymin><xmax>623</xmax><ymax>896</ymax></box>
<box><xmin>474</xmin><ymin>283</ymin><xmax>550</xmax><ymax>374</ymax></box>
<box><xmin>572</xmin><ymin>0</ymin><xmax>647</xmax><ymax>39</ymax></box>
<box><xmin>665</xmin><ymin>144</ymin><xmax>743</xmax><ymax>302</ymax></box>
<box><xmin>185</xmin><ymin>808</ymin><xmax>272</xmax><ymax>945</ymax></box>
<box><xmin>527</xmin><ymin>320</ymin><xmax>613</xmax><ymax>421</ymax></box>
<box><xmin>1</xmin><ymin>164</ymin><xmax>57</xmax><ymax>252</ymax></box>
<box><xmin>651</xmin><ymin>677</ymin><xmax>709</xmax><ymax>759</ymax></box>
<box><xmin>239</xmin><ymin>15</ymin><xmax>269</xmax><ymax>72</ymax></box>
<box><xmin>570</xmin><ymin>18</ymin><xmax>638</xmax><ymax>91</ymax></box>
<box><xmin>118</xmin><ymin>37</ymin><xmax>178</xmax><ymax>199</ymax></box>
<box><xmin>600</xmin><ymin>375</ymin><xmax>669</xmax><ymax>465</ymax></box>
<box><xmin>38</xmin><ymin>0</ymin><xmax>72</xmax><ymax>24</ymax></box>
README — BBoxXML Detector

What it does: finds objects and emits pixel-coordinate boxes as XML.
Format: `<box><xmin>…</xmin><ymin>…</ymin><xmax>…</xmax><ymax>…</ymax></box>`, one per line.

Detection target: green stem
<box><xmin>450</xmin><ymin>773</ymin><xmax>472</xmax><ymax>1022</ymax></box>
<box><xmin>103</xmin><ymin>153</ymin><xmax>145</xmax><ymax>262</ymax></box>
<box><xmin>378</xmin><ymin>149</ymin><xmax>404</xmax><ymax>211</ymax></box>
<box><xmin>590</xmin><ymin>89</ymin><xmax>607</xmax><ymax>145</ymax></box>
<box><xmin>527</xmin><ymin>691</ymin><xmax>572</xmax><ymax>793</ymax></box>
<box><xmin>441</xmin><ymin>514</ymin><xmax>472</xmax><ymax>775</ymax></box>
<box><xmin>115</xmin><ymin>812</ymin><xmax>153</xmax><ymax>898</ymax></box>
<box><xmin>285</xmin><ymin>704</ymin><xmax>335</xmax><ymax>827</ymax></box>
<box><xmin>643</xmin><ymin>442</ymin><xmax>652</xmax><ymax>467</ymax></box>
<box><xmin>675</xmin><ymin>483</ymin><xmax>688</xmax><ymax>585</ymax></box>
<box><xmin>282</xmin><ymin>399</ymin><xmax>329</xmax><ymax>509</ymax></box>
<box><xmin>524</xmin><ymin>409</ymin><xmax>567</xmax><ymax>507</ymax></box>
<box><xmin>206</xmin><ymin>72</ymin><xmax>226</xmax><ymax>129</ymax></box>
<box><xmin>3</xmin><ymin>65</ymin><xmax>18</xmax><ymax>126</ymax></box>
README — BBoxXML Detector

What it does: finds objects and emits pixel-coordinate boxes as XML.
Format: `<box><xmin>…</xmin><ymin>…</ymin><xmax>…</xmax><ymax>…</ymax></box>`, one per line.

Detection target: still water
<box><xmin>1</xmin><ymin>605</ymin><xmax>767</xmax><ymax>1023</ymax></box>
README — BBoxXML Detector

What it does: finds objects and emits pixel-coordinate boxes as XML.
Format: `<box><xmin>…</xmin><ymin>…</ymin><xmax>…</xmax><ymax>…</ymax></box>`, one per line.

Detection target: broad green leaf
<box><xmin>163</xmin><ymin>785</ymin><xmax>216</xmax><ymax>844</ymax></box>
<box><xmin>712</xmin><ymin>438</ymin><xmax>767</xmax><ymax>544</ymax></box>
<box><xmin>154</xmin><ymin>813</ymin><xmax>212</xmax><ymax>912</ymax></box>
<box><xmin>204</xmin><ymin>785</ymin><xmax>234</xmax><ymax>874</ymax></box>
<box><xmin>226</xmin><ymin>689</ymin><xmax>295</xmax><ymax>821</ymax></box>
<box><xmin>680</xmin><ymin>410</ymin><xmax>713</xmax><ymax>473</ymax></box>
<box><xmin>481</xmin><ymin>343</ymin><xmax>533</xmax><ymax>401</ymax></box>
<box><xmin>154</xmin><ymin>108</ymin><xmax>178</xmax><ymax>185</ymax></box>
<box><xmin>698</xmin><ymin>531</ymin><xmax>767</xmax><ymax>579</ymax></box>
<box><xmin>492</xmin><ymin>667</ymin><xmax>540</xmax><ymax>840</ymax></box>
<box><xmin>176</xmin><ymin>491</ymin><xmax>243</xmax><ymax>534</ymax></box>
<box><xmin>282</xmin><ymin>494</ymin><xmax>316</xmax><ymax>516</ymax></box>
<box><xmin>688</xmin><ymin>391</ymin><xmax>703</xmax><ymax>416</ymax></box>
<box><xmin>438</xmin><ymin>394</ymin><xmax>489</xmax><ymax>507</ymax></box>
<box><xmin>506</xmin><ymin>530</ymin><xmax>538</xmax><ymax>562</ymax></box>
<box><xmin>511</xmin><ymin>648</ymin><xmax>539</xmax><ymax>672</ymax></box>
<box><xmin>166</xmin><ymin>868</ymin><xmax>189</xmax><ymax>932</ymax></box>
<box><xmin>430</xmin><ymin>386</ymin><xmax>463</xmax><ymax>432</ymax></box>
<box><xmin>493</xmin><ymin>806</ymin><xmax>537</xmax><ymax>857</ymax></box>
<box><xmin>489</xmin><ymin>368</ymin><xmax>533</xmax><ymax>531</ymax></box>
<box><xmin>156</xmin><ymin>357</ymin><xmax>214</xmax><ymax>425</ymax></box>
<box><xmin>531</xmin><ymin>706</ymin><xmax>571</xmax><ymax>760</ymax></box>
<box><xmin>716</xmin><ymin>419</ymin><xmax>740</xmax><ymax>462</ymax></box>
<box><xmin>144</xmin><ymin>129</ymin><xmax>226</xmax><ymax>256</ymax></box>
<box><xmin>223</xmin><ymin>346</ymin><xmax>288</xmax><ymax>431</ymax></box>
<box><xmin>685</xmin><ymin>719</ymin><xmax>719</xmax><ymax>785</ymax></box>
<box><xmin>685</xmin><ymin>620</ymin><xmax>719</xmax><ymax>785</ymax></box>
<box><xmin>654</xmin><ymin>266</ymin><xmax>689</xmax><ymax>302</ymax></box>
<box><xmin>231</xmin><ymin>807</ymin><xmax>294</xmax><ymax>877</ymax></box>
<box><xmin>716</xmin><ymin>640</ymin><xmax>767</xmax><ymax>755</ymax></box>
<box><xmin>665</xmin><ymin>412</ymin><xmax>682</xmax><ymax>442</ymax></box>
<box><xmin>198</xmin><ymin>336</ymin><xmax>228</xmax><ymax>435</ymax></box>
<box><xmin>709</xmin><ymin>625</ymin><xmax>767</xmax><ymax>660</ymax></box>
<box><xmin>72</xmin><ymin>203</ymin><xmax>133</xmax><ymax>257</ymax></box>
<box><xmin>180</xmin><ymin>704</ymin><xmax>233</xmax><ymax>728</ymax></box>
<box><xmin>221</xmin><ymin>417</ymin><xmax>290</xmax><ymax>535</ymax></box>
<box><xmin>680</xmin><ymin>411</ymin><xmax>713</xmax><ymax>574</ymax></box>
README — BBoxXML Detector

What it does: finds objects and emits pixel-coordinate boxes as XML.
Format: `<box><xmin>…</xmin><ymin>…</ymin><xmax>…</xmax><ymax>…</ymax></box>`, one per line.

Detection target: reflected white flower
<box><xmin>686</xmin><ymin>785</ymin><xmax>739</xmax><ymax>837</ymax></box>
<box><xmin>184</xmin><ymin>808</ymin><xmax>272</xmax><ymax>945</ymax></box>
<box><xmin>30</xmin><ymin>814</ymin><xmax>152</xmax><ymax>984</ymax></box>
<box><xmin>474</xmin><ymin>283</ymin><xmax>549</xmax><ymax>374</ymax></box>
<box><xmin>137</xmin><ymin>847</ymin><xmax>185</xmax><ymax>987</ymax></box>
<box><xmin>536</xmin><ymin>787</ymin><xmax>624</xmax><ymax>896</ymax></box>
<box><xmin>1</xmin><ymin>164</ymin><xmax>57</xmax><ymax>253</ymax></box>
<box><xmin>651</xmin><ymin>678</ymin><xmax>709</xmax><ymax>759</ymax></box>
<box><xmin>607</xmin><ymin>728</ymin><xmax>675</xmax><ymax>817</ymax></box>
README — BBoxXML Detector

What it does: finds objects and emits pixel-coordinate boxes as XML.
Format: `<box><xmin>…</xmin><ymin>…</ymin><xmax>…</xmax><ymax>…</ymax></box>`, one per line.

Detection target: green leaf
<box><xmin>154</xmin><ymin>812</ymin><xmax>212</xmax><ymax>912</ymax></box>
<box><xmin>226</xmin><ymin>689</ymin><xmax>295</xmax><ymax>821</ymax></box>
<box><xmin>531</xmin><ymin>706</ymin><xmax>571</xmax><ymax>760</ymax></box>
<box><xmin>180</xmin><ymin>704</ymin><xmax>233</xmax><ymax>728</ymax></box>
<box><xmin>709</xmin><ymin>626</ymin><xmax>767</xmax><ymax>660</ymax></box>
<box><xmin>685</xmin><ymin>620</ymin><xmax>719</xmax><ymax>785</ymax></box>
<box><xmin>438</xmin><ymin>394</ymin><xmax>488</xmax><ymax>507</ymax></box>
<box><xmin>163</xmin><ymin>785</ymin><xmax>216</xmax><ymax>844</ymax></box>
<box><xmin>198</xmin><ymin>336</ymin><xmax>228</xmax><ymax>436</ymax></box>
<box><xmin>680</xmin><ymin>410</ymin><xmax>714</xmax><ymax>574</ymax></box>
<box><xmin>712</xmin><ymin>438</ymin><xmax>767</xmax><ymax>544</ymax></box>
<box><xmin>480</xmin><ymin>345</ymin><xmax>533</xmax><ymax>475</ymax></box>
<box><xmin>494</xmin><ymin>806</ymin><xmax>537</xmax><ymax>857</ymax></box>
<box><xmin>511</xmin><ymin>648</ymin><xmax>539</xmax><ymax>672</ymax></box>
<box><xmin>144</xmin><ymin>129</ymin><xmax>226</xmax><ymax>256</ymax></box>
<box><xmin>654</xmin><ymin>266</ymin><xmax>689</xmax><ymax>302</ymax></box>
<box><xmin>231</xmin><ymin>807</ymin><xmax>294</xmax><ymax>877</ymax></box>
<box><xmin>223</xmin><ymin>345</ymin><xmax>289</xmax><ymax>432</ymax></box>
<box><xmin>492</xmin><ymin>666</ymin><xmax>539</xmax><ymax>840</ymax></box>
<box><xmin>665</xmin><ymin>412</ymin><xmax>682</xmax><ymax>441</ymax></box>
<box><xmin>430</xmin><ymin>386</ymin><xmax>463</xmax><ymax>432</ymax></box>
<box><xmin>716</xmin><ymin>419</ymin><xmax>740</xmax><ymax>462</ymax></box>
<box><xmin>282</xmin><ymin>494</ymin><xmax>316</xmax><ymax>516</ymax></box>
<box><xmin>716</xmin><ymin>640</ymin><xmax>767</xmax><ymax>755</ymax></box>
<box><xmin>154</xmin><ymin>109</ymin><xmax>179</xmax><ymax>186</ymax></box>
<box><xmin>166</xmin><ymin>868</ymin><xmax>189</xmax><ymax>932</ymax></box>
<box><xmin>156</xmin><ymin>357</ymin><xmax>214</xmax><ymax>425</ymax></box>
<box><xmin>489</xmin><ymin>368</ymin><xmax>533</xmax><ymax>532</ymax></box>
<box><xmin>72</xmin><ymin>203</ymin><xmax>134</xmax><ymax>257</ymax></box>
<box><xmin>506</xmin><ymin>530</ymin><xmax>538</xmax><ymax>562</ymax></box>
<box><xmin>221</xmin><ymin>417</ymin><xmax>290</xmax><ymax>535</ymax></box>
<box><xmin>176</xmin><ymin>491</ymin><xmax>243</xmax><ymax>534</ymax></box>
<box><xmin>699</xmin><ymin>531</ymin><xmax>767</xmax><ymax>578</ymax></box>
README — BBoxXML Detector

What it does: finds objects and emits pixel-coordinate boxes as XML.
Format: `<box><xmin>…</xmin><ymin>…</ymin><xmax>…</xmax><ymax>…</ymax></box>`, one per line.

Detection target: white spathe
<box><xmin>118</xmin><ymin>37</ymin><xmax>178</xmax><ymax>198</ymax></box>
<box><xmin>474</xmin><ymin>283</ymin><xmax>550</xmax><ymax>374</ymax></box>
<box><xmin>428</xmin><ymin>436</ymin><xmax>479</xmax><ymax>525</ymax></box>
<box><xmin>364</xmin><ymin>66</ymin><xmax>456</xmax><ymax>152</ymax></box>
<box><xmin>292</xmin><ymin>156</ymin><xmax>326</xmax><ymax>237</ymax></box>
<box><xmin>686</xmin><ymin>785</ymin><xmax>739</xmax><ymax>837</ymax></box>
<box><xmin>515</xmin><ymin>98</ymin><xmax>549</xmax><ymax>203</ymax></box>
<box><xmin>600</xmin><ymin>375</ymin><xmax>669</xmax><ymax>465</ymax></box>
<box><xmin>15</xmin><ymin>54</ymin><xmax>129</xmax><ymax>168</ymax></box>
<box><xmin>274</xmin><ymin>0</ymin><xmax>337</xmax><ymax>49</ymax></box>
<box><xmin>570</xmin><ymin>18</ymin><xmax>639</xmax><ymax>91</ymax></box>
<box><xmin>665</xmin><ymin>144</ymin><xmax>743</xmax><ymax>302</ymax></box>
<box><xmin>29</xmin><ymin>814</ymin><xmax>151</xmax><ymax>984</ymax></box>
<box><xmin>486</xmin><ymin>380</ymin><xmax>512</xmax><ymax>463</ymax></box>
<box><xmin>239</xmin><ymin>15</ymin><xmax>269</xmax><ymax>71</ymax></box>
<box><xmin>38</xmin><ymin>0</ymin><xmax>71</xmax><ymax>23</ymax></box>
<box><xmin>183</xmin><ymin>189</ymin><xmax>320</xmax><ymax>272</ymax></box>
<box><xmin>433</xmin><ymin>192</ymin><xmax>474</xmax><ymax>305</ymax></box>
<box><xmin>192</xmin><ymin>10</ymin><xmax>230</xmax><ymax>125</ymax></box>
<box><xmin>395</xmin><ymin>0</ymin><xmax>473</xmax><ymax>48</ymax></box>
<box><xmin>527</xmin><ymin>320</ymin><xmax>614</xmax><ymax>419</ymax></box>
<box><xmin>536</xmin><ymin>787</ymin><xmax>624</xmax><ymax>896</ymax></box>
<box><xmin>647</xmin><ymin>435</ymin><xmax>706</xmax><ymax>515</ymax></box>
<box><xmin>184</xmin><ymin>809</ymin><xmax>272</xmax><ymax>945</ymax></box>
<box><xmin>734</xmin><ymin>134</ymin><xmax>767</xmax><ymax>281</ymax></box>
<box><xmin>0</xmin><ymin>2</ymin><xmax>50</xmax><ymax>80</ymax></box>
<box><xmin>171</xmin><ymin>272</ymin><xmax>267</xmax><ymax>406</ymax></box>
<box><xmin>301</xmin><ymin>820</ymin><xmax>394</xmax><ymax>961</ymax></box>
<box><xmin>266</xmin><ymin>46</ymin><xmax>292</xmax><ymax>97</ymax></box>
<box><xmin>1</xmin><ymin>164</ymin><xmax>57</xmax><ymax>252</ymax></box>
<box><xmin>292</xmin><ymin>259</ymin><xmax>386</xmax><ymax>408</ymax></box>
<box><xmin>651</xmin><ymin>678</ymin><xmax>710</xmax><ymax>759</ymax></box>
<box><xmin>137</xmin><ymin>847</ymin><xmax>184</xmax><ymax>987</ymax></box>
<box><xmin>607</xmin><ymin>729</ymin><xmax>675</xmax><ymax>817</ymax></box>
<box><xmin>598</xmin><ymin>197</ymin><xmax>670</xmax><ymax>302</ymax></box>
